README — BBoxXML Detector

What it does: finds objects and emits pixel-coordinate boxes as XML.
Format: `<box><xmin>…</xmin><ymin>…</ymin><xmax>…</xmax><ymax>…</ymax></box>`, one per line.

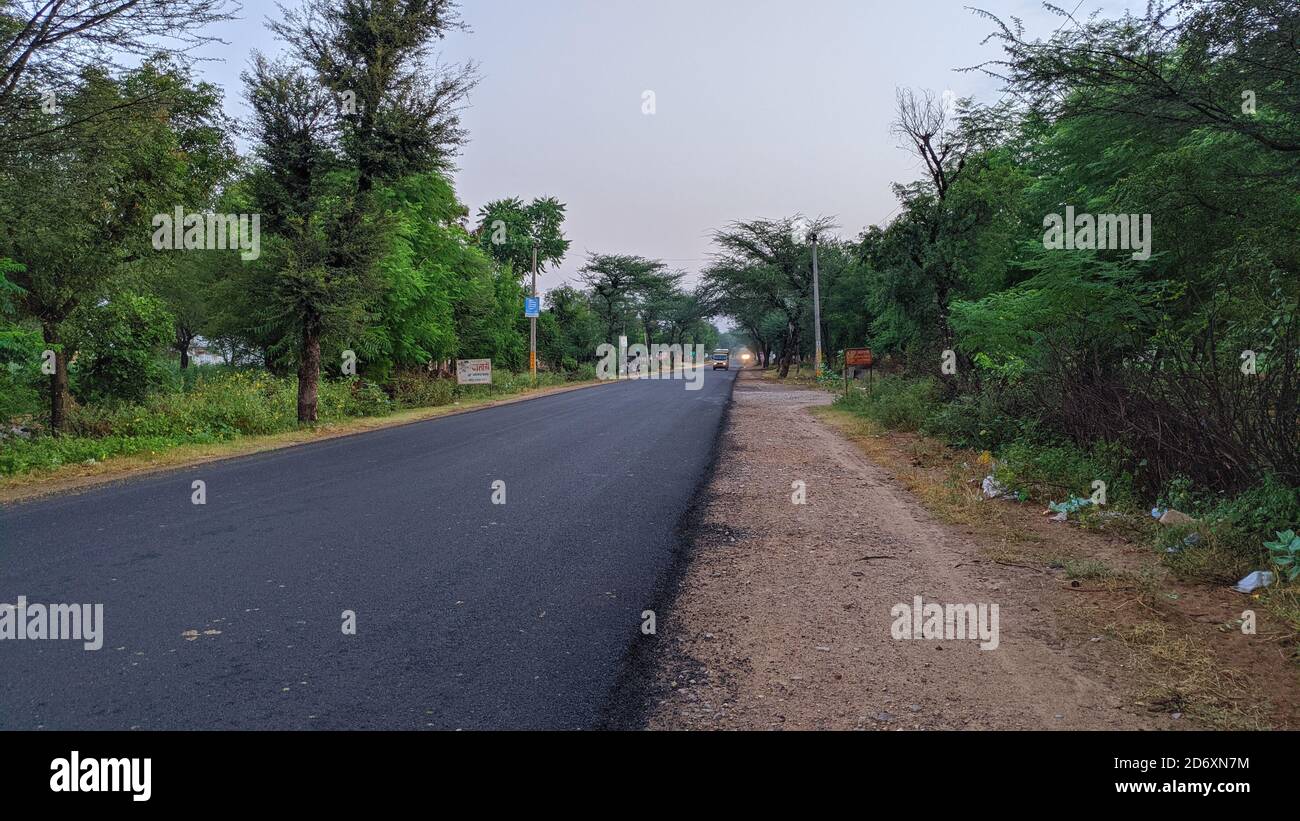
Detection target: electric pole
<box><xmin>530</xmin><ymin>243</ymin><xmax>538</xmax><ymax>385</ymax></box>
<box><xmin>809</xmin><ymin>230</ymin><xmax>824</xmax><ymax>377</ymax></box>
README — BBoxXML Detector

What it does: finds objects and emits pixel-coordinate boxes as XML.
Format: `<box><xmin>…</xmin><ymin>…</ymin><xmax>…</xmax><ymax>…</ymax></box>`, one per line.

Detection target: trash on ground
<box><xmin>1232</xmin><ymin>571</ymin><xmax>1275</xmax><ymax>594</ymax></box>
<box><xmin>981</xmin><ymin>475</ymin><xmax>1016</xmax><ymax>500</ymax></box>
<box><xmin>1158</xmin><ymin>509</ymin><xmax>1196</xmax><ymax>527</ymax></box>
<box><xmin>1047</xmin><ymin>495</ymin><xmax>1092</xmax><ymax>521</ymax></box>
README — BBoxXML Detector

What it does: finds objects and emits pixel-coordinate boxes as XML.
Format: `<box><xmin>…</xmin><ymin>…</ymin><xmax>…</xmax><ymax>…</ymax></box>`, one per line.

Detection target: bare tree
<box><xmin>0</xmin><ymin>0</ymin><xmax>239</xmax><ymax>139</ymax></box>
<box><xmin>890</xmin><ymin>87</ymin><xmax>967</xmax><ymax>201</ymax></box>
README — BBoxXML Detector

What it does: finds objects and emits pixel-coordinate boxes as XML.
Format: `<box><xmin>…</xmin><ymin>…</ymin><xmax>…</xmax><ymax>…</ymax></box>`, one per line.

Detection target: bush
<box><xmin>993</xmin><ymin>438</ymin><xmax>1137</xmax><ymax>510</ymax></box>
<box><xmin>69</xmin><ymin>294</ymin><xmax>175</xmax><ymax>403</ymax></box>
<box><xmin>0</xmin><ymin>366</ymin><xmax>591</xmax><ymax>477</ymax></box>
<box><xmin>1159</xmin><ymin>522</ymin><xmax>1261</xmax><ymax>585</ymax></box>
<box><xmin>1197</xmin><ymin>476</ymin><xmax>1300</xmax><ymax>541</ymax></box>
<box><xmin>0</xmin><ymin>321</ymin><xmax>45</xmax><ymax>423</ymax></box>
<box><xmin>390</xmin><ymin>371</ymin><xmax>456</xmax><ymax>409</ymax></box>
<box><xmin>833</xmin><ymin>376</ymin><xmax>938</xmax><ymax>432</ymax></box>
<box><xmin>922</xmin><ymin>381</ymin><xmax>1036</xmax><ymax>450</ymax></box>
<box><xmin>319</xmin><ymin>378</ymin><xmax>393</xmax><ymax>419</ymax></box>
<box><xmin>1153</xmin><ymin>473</ymin><xmax>1300</xmax><ymax>583</ymax></box>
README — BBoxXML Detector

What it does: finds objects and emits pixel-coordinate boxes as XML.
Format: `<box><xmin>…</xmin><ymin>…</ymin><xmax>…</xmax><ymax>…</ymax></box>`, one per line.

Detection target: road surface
<box><xmin>0</xmin><ymin>368</ymin><xmax>736</xmax><ymax>729</ymax></box>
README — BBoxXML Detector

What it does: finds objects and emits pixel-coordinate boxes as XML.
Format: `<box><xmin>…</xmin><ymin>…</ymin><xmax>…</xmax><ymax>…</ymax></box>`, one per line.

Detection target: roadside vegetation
<box><xmin>0</xmin><ymin>1</ymin><xmax>717</xmax><ymax>480</ymax></box>
<box><xmin>709</xmin><ymin>2</ymin><xmax>1299</xmax><ymax>633</ymax></box>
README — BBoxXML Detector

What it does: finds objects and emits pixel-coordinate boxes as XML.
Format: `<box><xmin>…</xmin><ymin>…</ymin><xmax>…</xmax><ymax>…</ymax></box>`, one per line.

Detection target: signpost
<box><xmin>529</xmin><ymin>246</ymin><xmax>538</xmax><ymax>384</ymax></box>
<box><xmin>524</xmin><ymin>297</ymin><xmax>540</xmax><ymax>318</ymax></box>
<box><xmin>455</xmin><ymin>359</ymin><xmax>492</xmax><ymax>385</ymax></box>
<box><xmin>845</xmin><ymin>348</ymin><xmax>874</xmax><ymax>368</ymax></box>
<box><xmin>843</xmin><ymin>348</ymin><xmax>874</xmax><ymax>397</ymax></box>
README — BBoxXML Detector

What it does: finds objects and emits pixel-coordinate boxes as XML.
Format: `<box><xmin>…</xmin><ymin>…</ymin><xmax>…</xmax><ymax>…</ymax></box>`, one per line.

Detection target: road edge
<box><xmin>0</xmin><ymin>378</ymin><xmax>615</xmax><ymax>507</ymax></box>
<box><xmin>596</xmin><ymin>368</ymin><xmax>743</xmax><ymax>730</ymax></box>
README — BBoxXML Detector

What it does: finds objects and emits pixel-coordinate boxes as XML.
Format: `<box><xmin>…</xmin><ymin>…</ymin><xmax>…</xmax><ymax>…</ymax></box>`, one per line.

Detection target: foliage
<box><xmin>833</xmin><ymin>376</ymin><xmax>939</xmax><ymax>432</ymax></box>
<box><xmin>1266</xmin><ymin>531</ymin><xmax>1300</xmax><ymax>584</ymax></box>
<box><xmin>68</xmin><ymin>294</ymin><xmax>176</xmax><ymax>403</ymax></box>
<box><xmin>475</xmin><ymin>197</ymin><xmax>571</xmax><ymax>279</ymax></box>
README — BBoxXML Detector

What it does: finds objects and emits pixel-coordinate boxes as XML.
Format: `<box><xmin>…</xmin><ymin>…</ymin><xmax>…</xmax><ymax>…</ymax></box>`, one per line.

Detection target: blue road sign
<box><xmin>524</xmin><ymin>297</ymin><xmax>540</xmax><ymax>318</ymax></box>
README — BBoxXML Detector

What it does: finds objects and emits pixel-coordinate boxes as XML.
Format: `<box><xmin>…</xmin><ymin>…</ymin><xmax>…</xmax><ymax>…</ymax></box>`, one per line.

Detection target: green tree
<box><xmin>475</xmin><ymin>197</ymin><xmax>571</xmax><ymax>280</ymax></box>
<box><xmin>0</xmin><ymin>60</ymin><xmax>234</xmax><ymax>431</ymax></box>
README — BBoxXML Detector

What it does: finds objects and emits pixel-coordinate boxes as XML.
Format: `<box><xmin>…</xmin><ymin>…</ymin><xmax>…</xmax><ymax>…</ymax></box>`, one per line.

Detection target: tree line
<box><xmin>707</xmin><ymin>0</ymin><xmax>1298</xmax><ymax>498</ymax></box>
<box><xmin>0</xmin><ymin>0</ymin><xmax>718</xmax><ymax>441</ymax></box>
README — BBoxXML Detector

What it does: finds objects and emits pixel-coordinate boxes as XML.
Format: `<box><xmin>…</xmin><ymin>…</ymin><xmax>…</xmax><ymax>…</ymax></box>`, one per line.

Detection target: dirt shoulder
<box><xmin>646</xmin><ymin>370</ymin><xmax>1299</xmax><ymax>730</ymax></box>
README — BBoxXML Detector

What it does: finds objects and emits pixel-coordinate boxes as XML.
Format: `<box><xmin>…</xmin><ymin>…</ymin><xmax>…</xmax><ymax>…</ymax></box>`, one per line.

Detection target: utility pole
<box><xmin>530</xmin><ymin>243</ymin><xmax>538</xmax><ymax>385</ymax></box>
<box><xmin>809</xmin><ymin>230</ymin><xmax>824</xmax><ymax>377</ymax></box>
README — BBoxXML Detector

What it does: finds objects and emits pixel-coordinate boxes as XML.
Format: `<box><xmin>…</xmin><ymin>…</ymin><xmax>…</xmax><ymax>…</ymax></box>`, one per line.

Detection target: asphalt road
<box><xmin>0</xmin><ymin>367</ymin><xmax>737</xmax><ymax>729</ymax></box>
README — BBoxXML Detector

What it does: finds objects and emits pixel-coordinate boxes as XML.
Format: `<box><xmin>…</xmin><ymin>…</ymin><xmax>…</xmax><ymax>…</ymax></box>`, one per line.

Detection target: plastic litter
<box><xmin>980</xmin><ymin>475</ymin><xmax>1016</xmax><ymax>500</ymax></box>
<box><xmin>1150</xmin><ymin>507</ymin><xmax>1167</xmax><ymax>519</ymax></box>
<box><xmin>1232</xmin><ymin>571</ymin><xmax>1276</xmax><ymax>594</ymax></box>
<box><xmin>1047</xmin><ymin>496</ymin><xmax>1092</xmax><ymax>521</ymax></box>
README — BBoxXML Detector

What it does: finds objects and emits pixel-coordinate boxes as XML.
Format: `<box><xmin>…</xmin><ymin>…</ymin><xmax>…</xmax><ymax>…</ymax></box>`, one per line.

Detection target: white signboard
<box><xmin>456</xmin><ymin>359</ymin><xmax>492</xmax><ymax>385</ymax></box>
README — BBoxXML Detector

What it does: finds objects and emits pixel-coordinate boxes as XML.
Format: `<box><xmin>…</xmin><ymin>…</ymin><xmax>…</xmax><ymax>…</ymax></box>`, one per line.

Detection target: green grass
<box><xmin>832</xmin><ymin>375</ymin><xmax>940</xmax><ymax>432</ymax></box>
<box><xmin>0</xmin><ymin>368</ymin><xmax>581</xmax><ymax>477</ymax></box>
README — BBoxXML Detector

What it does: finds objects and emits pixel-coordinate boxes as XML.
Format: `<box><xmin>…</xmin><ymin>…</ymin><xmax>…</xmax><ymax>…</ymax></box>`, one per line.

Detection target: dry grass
<box><xmin>814</xmin><ymin>403</ymin><xmax>1292</xmax><ymax>730</ymax></box>
<box><xmin>814</xmin><ymin>406</ymin><xmax>1041</xmax><ymax>546</ymax></box>
<box><xmin>1113</xmin><ymin>620</ymin><xmax>1273</xmax><ymax>729</ymax></box>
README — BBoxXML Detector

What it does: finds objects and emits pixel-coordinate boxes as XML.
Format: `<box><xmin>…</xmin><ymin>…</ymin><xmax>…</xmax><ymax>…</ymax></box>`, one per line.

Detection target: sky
<box><xmin>187</xmin><ymin>0</ymin><xmax>1144</xmax><ymax>296</ymax></box>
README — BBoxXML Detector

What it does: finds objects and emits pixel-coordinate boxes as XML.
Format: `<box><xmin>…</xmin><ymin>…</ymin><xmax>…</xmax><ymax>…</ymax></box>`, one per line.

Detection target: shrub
<box><xmin>69</xmin><ymin>294</ymin><xmax>175</xmax><ymax>403</ymax></box>
<box><xmin>1201</xmin><ymin>476</ymin><xmax>1300</xmax><ymax>541</ymax></box>
<box><xmin>833</xmin><ymin>376</ymin><xmax>939</xmax><ymax>432</ymax></box>
<box><xmin>922</xmin><ymin>381</ymin><xmax>1036</xmax><ymax>451</ymax></box>
<box><xmin>993</xmin><ymin>438</ymin><xmax>1137</xmax><ymax>510</ymax></box>
<box><xmin>0</xmin><ymin>366</ymin><xmax>587</xmax><ymax>477</ymax></box>
<box><xmin>319</xmin><ymin>378</ymin><xmax>393</xmax><ymax>419</ymax></box>
<box><xmin>1265</xmin><ymin>530</ymin><xmax>1300</xmax><ymax>583</ymax></box>
<box><xmin>391</xmin><ymin>371</ymin><xmax>456</xmax><ymax>409</ymax></box>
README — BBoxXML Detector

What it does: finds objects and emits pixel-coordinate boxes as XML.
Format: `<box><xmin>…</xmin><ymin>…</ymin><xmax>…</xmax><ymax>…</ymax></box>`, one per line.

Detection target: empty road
<box><xmin>0</xmin><ymin>368</ymin><xmax>736</xmax><ymax>729</ymax></box>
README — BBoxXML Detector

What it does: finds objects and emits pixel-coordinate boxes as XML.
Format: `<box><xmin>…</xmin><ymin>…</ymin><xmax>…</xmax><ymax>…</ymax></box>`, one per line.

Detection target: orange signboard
<box><xmin>845</xmin><ymin>348</ymin><xmax>874</xmax><ymax>368</ymax></box>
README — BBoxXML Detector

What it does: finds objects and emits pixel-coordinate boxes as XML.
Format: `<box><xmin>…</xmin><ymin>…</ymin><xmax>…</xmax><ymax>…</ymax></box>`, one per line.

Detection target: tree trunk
<box><xmin>297</xmin><ymin>324</ymin><xmax>321</xmax><ymax>424</ymax></box>
<box><xmin>778</xmin><ymin>320</ymin><xmax>799</xmax><ymax>378</ymax></box>
<box><xmin>42</xmin><ymin>320</ymin><xmax>69</xmax><ymax>435</ymax></box>
<box><xmin>176</xmin><ymin>328</ymin><xmax>195</xmax><ymax>369</ymax></box>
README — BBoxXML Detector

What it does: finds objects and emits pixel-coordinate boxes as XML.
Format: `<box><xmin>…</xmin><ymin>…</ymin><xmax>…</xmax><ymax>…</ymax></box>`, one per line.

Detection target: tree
<box><xmin>0</xmin><ymin>60</ymin><xmax>234</xmax><ymax>431</ymax></box>
<box><xmin>703</xmin><ymin>216</ymin><xmax>833</xmax><ymax>377</ymax></box>
<box><xmin>475</xmin><ymin>197</ymin><xmax>570</xmax><ymax>279</ymax></box>
<box><xmin>973</xmin><ymin>0</ymin><xmax>1300</xmax><ymax>157</ymax></box>
<box><xmin>270</xmin><ymin>0</ymin><xmax>478</xmax><ymax>191</ymax></box>
<box><xmin>69</xmin><ymin>293</ymin><xmax>175</xmax><ymax>402</ymax></box>
<box><xmin>887</xmin><ymin>88</ymin><xmax>974</xmax><ymax>365</ymax></box>
<box><xmin>251</xmin><ymin>0</ymin><xmax>479</xmax><ymax>422</ymax></box>
<box><xmin>0</xmin><ymin>0</ymin><xmax>237</xmax><ymax>150</ymax></box>
<box><xmin>578</xmin><ymin>253</ymin><xmax>670</xmax><ymax>345</ymax></box>
<box><xmin>542</xmin><ymin>284</ymin><xmax>602</xmax><ymax>367</ymax></box>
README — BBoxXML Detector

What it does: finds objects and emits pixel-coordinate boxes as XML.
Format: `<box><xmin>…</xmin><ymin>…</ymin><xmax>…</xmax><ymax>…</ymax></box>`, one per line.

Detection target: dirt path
<box><xmin>648</xmin><ymin>372</ymin><xmax>1164</xmax><ymax>730</ymax></box>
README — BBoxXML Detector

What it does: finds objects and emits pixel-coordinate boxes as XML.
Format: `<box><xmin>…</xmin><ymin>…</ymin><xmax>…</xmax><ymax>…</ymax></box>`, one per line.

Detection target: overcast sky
<box><xmin>190</xmin><ymin>0</ymin><xmax>1143</xmax><ymax>295</ymax></box>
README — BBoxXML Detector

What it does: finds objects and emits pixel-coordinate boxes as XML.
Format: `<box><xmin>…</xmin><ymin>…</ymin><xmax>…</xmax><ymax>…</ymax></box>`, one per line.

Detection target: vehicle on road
<box><xmin>712</xmin><ymin>349</ymin><xmax>730</xmax><ymax>370</ymax></box>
